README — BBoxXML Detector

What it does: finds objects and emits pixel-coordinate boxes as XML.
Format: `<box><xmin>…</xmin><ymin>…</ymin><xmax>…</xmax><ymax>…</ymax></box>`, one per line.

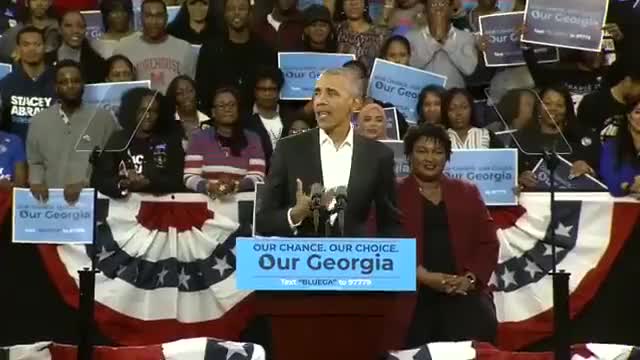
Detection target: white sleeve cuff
<box><xmin>287</xmin><ymin>208</ymin><xmax>302</xmax><ymax>231</ymax></box>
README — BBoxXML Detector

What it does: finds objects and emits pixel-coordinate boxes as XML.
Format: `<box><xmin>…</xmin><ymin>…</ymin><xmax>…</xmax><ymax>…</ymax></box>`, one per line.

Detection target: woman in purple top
<box><xmin>600</xmin><ymin>97</ymin><xmax>640</xmax><ymax>197</ymax></box>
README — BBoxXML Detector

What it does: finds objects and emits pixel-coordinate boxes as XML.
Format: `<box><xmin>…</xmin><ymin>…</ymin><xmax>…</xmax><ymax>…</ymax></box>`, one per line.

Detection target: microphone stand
<box><xmin>542</xmin><ymin>150</ymin><xmax>571</xmax><ymax>360</ymax></box>
<box><xmin>77</xmin><ymin>147</ymin><xmax>103</xmax><ymax>360</ymax></box>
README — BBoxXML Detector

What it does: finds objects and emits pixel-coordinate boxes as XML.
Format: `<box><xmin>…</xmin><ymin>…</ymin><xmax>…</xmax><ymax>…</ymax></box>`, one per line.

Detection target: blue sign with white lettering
<box><xmin>368</xmin><ymin>59</ymin><xmax>447</xmax><ymax>122</ymax></box>
<box><xmin>382</xmin><ymin>143</ymin><xmax>517</xmax><ymax>205</ymax></box>
<box><xmin>13</xmin><ymin>188</ymin><xmax>95</xmax><ymax>244</ymax></box>
<box><xmin>480</xmin><ymin>11</ymin><xmax>559</xmax><ymax>67</ymax></box>
<box><xmin>532</xmin><ymin>156</ymin><xmax>608</xmax><ymax>191</ymax></box>
<box><xmin>522</xmin><ymin>0</ymin><xmax>610</xmax><ymax>51</ymax></box>
<box><xmin>236</xmin><ymin>237</ymin><xmax>416</xmax><ymax>291</ymax></box>
<box><xmin>82</xmin><ymin>10</ymin><xmax>103</xmax><ymax>39</ymax></box>
<box><xmin>83</xmin><ymin>81</ymin><xmax>151</xmax><ymax>118</ymax></box>
<box><xmin>278</xmin><ymin>52</ymin><xmax>356</xmax><ymax>100</ymax></box>
<box><xmin>445</xmin><ymin>149</ymin><xmax>518</xmax><ymax>205</ymax></box>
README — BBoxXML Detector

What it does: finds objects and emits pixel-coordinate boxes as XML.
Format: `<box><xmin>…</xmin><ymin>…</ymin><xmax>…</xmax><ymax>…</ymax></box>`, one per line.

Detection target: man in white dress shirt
<box><xmin>256</xmin><ymin>68</ymin><xmax>401</xmax><ymax>237</ymax></box>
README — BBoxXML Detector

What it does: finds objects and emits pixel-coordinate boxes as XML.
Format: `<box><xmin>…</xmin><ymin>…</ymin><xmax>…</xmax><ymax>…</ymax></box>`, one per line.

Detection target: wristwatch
<box><xmin>465</xmin><ymin>273</ymin><xmax>476</xmax><ymax>287</ymax></box>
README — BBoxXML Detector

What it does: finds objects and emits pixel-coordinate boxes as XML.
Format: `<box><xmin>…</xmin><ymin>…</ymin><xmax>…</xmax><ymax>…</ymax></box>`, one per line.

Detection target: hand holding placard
<box><xmin>30</xmin><ymin>183</ymin><xmax>49</xmax><ymax>203</ymax></box>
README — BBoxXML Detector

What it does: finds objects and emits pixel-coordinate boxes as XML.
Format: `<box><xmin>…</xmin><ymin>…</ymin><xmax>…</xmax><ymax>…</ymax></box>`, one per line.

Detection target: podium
<box><xmin>236</xmin><ymin>236</ymin><xmax>417</xmax><ymax>360</ymax></box>
<box><xmin>256</xmin><ymin>292</ymin><xmax>408</xmax><ymax>360</ymax></box>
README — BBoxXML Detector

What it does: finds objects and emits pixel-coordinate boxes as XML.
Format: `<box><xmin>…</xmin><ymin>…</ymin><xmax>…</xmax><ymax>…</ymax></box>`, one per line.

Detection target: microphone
<box><xmin>310</xmin><ymin>183</ymin><xmax>324</xmax><ymax>235</ymax></box>
<box><xmin>335</xmin><ymin>186</ymin><xmax>348</xmax><ymax>236</ymax></box>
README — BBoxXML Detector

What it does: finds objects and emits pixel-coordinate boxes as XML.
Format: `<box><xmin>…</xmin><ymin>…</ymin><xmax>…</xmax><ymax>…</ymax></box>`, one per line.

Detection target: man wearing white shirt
<box><xmin>256</xmin><ymin>68</ymin><xmax>401</xmax><ymax>237</ymax></box>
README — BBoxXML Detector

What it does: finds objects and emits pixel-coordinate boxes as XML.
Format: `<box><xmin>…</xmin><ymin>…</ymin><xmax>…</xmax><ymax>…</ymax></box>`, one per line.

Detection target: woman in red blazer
<box><xmin>395</xmin><ymin>124</ymin><xmax>500</xmax><ymax>348</ymax></box>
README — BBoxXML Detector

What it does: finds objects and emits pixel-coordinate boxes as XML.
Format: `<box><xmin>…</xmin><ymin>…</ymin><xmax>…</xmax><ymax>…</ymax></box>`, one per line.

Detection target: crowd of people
<box><xmin>0</xmin><ymin>0</ymin><xmax>639</xmax><ymax>349</ymax></box>
<box><xmin>0</xmin><ymin>0</ymin><xmax>636</xmax><ymax>201</ymax></box>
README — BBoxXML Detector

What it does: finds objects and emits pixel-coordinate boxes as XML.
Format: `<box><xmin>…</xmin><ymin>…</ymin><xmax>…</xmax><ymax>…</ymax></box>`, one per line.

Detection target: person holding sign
<box><xmin>516</xmin><ymin>85</ymin><xmax>599</xmax><ymax>190</ymax></box>
<box><xmin>397</xmin><ymin>124</ymin><xmax>498</xmax><ymax>346</ymax></box>
<box><xmin>256</xmin><ymin>67</ymin><xmax>401</xmax><ymax>237</ymax></box>
<box><xmin>94</xmin><ymin>87</ymin><xmax>185</xmax><ymax>197</ymax></box>
<box><xmin>600</xmin><ymin>97</ymin><xmax>640</xmax><ymax>197</ymax></box>
<box><xmin>406</xmin><ymin>0</ymin><xmax>477</xmax><ymax>89</ymax></box>
<box><xmin>27</xmin><ymin>60</ymin><xmax>118</xmax><ymax>204</ymax></box>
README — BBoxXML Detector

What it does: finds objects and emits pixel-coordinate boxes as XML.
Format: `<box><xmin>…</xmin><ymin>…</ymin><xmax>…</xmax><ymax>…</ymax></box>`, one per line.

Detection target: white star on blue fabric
<box><xmin>157</xmin><ymin>267</ymin><xmax>169</xmax><ymax>286</ymax></box>
<box><xmin>555</xmin><ymin>222</ymin><xmax>573</xmax><ymax>238</ymax></box>
<box><xmin>116</xmin><ymin>265</ymin><xmax>126</xmax><ymax>276</ymax></box>
<box><xmin>178</xmin><ymin>267</ymin><xmax>191</xmax><ymax>290</ymax></box>
<box><xmin>212</xmin><ymin>256</ymin><xmax>232</xmax><ymax>277</ymax></box>
<box><xmin>97</xmin><ymin>246</ymin><xmax>114</xmax><ymax>262</ymax></box>
<box><xmin>524</xmin><ymin>259</ymin><xmax>543</xmax><ymax>279</ymax></box>
<box><xmin>501</xmin><ymin>266</ymin><xmax>517</xmax><ymax>288</ymax></box>
<box><xmin>221</xmin><ymin>341</ymin><xmax>248</xmax><ymax>359</ymax></box>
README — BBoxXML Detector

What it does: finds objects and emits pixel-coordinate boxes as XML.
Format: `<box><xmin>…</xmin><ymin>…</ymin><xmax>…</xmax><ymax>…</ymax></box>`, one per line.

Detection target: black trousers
<box><xmin>406</xmin><ymin>287</ymin><xmax>497</xmax><ymax>348</ymax></box>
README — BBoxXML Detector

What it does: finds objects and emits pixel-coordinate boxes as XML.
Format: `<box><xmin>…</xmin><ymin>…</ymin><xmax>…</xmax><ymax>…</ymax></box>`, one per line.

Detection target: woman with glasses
<box><xmin>184</xmin><ymin>86</ymin><xmax>266</xmax><ymax>199</ymax></box>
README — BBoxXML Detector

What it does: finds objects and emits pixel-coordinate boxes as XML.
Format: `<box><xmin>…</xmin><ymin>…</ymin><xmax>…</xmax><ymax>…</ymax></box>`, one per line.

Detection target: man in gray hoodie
<box><xmin>406</xmin><ymin>0</ymin><xmax>477</xmax><ymax>89</ymax></box>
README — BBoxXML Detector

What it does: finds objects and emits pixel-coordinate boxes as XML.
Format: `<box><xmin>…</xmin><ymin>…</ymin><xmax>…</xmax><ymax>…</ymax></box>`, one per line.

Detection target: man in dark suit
<box><xmin>256</xmin><ymin>67</ymin><xmax>401</xmax><ymax>237</ymax></box>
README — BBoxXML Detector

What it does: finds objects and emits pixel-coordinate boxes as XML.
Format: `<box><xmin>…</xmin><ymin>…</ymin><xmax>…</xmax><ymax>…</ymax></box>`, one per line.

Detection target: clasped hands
<box><xmin>119</xmin><ymin>169</ymin><xmax>150</xmax><ymax>192</ymax></box>
<box><xmin>424</xmin><ymin>271</ymin><xmax>476</xmax><ymax>296</ymax></box>
<box><xmin>207</xmin><ymin>177</ymin><xmax>240</xmax><ymax>199</ymax></box>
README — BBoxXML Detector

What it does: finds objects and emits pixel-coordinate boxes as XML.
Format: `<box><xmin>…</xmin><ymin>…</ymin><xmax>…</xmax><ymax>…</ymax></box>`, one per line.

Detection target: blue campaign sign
<box><xmin>444</xmin><ymin>149</ymin><xmax>518</xmax><ymax>205</ymax></box>
<box><xmin>83</xmin><ymin>80</ymin><xmax>151</xmax><ymax>118</ymax></box>
<box><xmin>278</xmin><ymin>52</ymin><xmax>356</xmax><ymax>100</ymax></box>
<box><xmin>0</xmin><ymin>63</ymin><xmax>11</xmax><ymax>81</ymax></box>
<box><xmin>382</xmin><ymin>142</ymin><xmax>518</xmax><ymax>205</ymax></box>
<box><xmin>522</xmin><ymin>0</ymin><xmax>610</xmax><ymax>51</ymax></box>
<box><xmin>480</xmin><ymin>12</ymin><xmax>559</xmax><ymax>67</ymax></box>
<box><xmin>236</xmin><ymin>237</ymin><xmax>417</xmax><ymax>292</ymax></box>
<box><xmin>368</xmin><ymin>59</ymin><xmax>447</xmax><ymax>123</ymax></box>
<box><xmin>13</xmin><ymin>188</ymin><xmax>95</xmax><ymax>244</ymax></box>
<box><xmin>81</xmin><ymin>10</ymin><xmax>103</xmax><ymax>40</ymax></box>
<box><xmin>532</xmin><ymin>156</ymin><xmax>608</xmax><ymax>191</ymax></box>
<box><xmin>382</xmin><ymin>140</ymin><xmax>411</xmax><ymax>178</ymax></box>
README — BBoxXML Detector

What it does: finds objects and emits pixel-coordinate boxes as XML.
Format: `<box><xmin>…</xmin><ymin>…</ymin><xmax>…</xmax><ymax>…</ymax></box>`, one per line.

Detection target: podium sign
<box><xmin>12</xmin><ymin>188</ymin><xmax>95</xmax><ymax>244</ymax></box>
<box><xmin>237</xmin><ymin>237</ymin><xmax>416</xmax><ymax>291</ymax></box>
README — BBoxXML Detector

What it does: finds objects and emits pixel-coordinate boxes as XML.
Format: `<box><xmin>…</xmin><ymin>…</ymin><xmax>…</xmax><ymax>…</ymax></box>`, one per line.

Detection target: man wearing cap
<box><xmin>302</xmin><ymin>4</ymin><xmax>336</xmax><ymax>52</ymax></box>
<box><xmin>254</xmin><ymin>0</ymin><xmax>305</xmax><ymax>52</ymax></box>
